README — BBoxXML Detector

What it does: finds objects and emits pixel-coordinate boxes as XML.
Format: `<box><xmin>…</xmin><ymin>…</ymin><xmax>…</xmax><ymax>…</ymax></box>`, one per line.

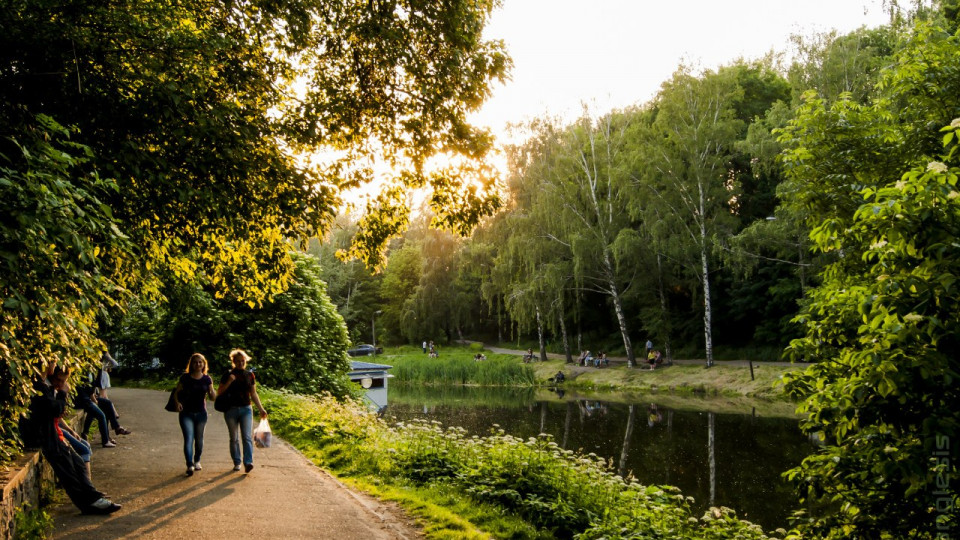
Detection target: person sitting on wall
<box><xmin>474</xmin><ymin>353</ymin><xmax>487</xmax><ymax>361</ymax></box>
<box><xmin>522</xmin><ymin>348</ymin><xmax>535</xmax><ymax>363</ymax></box>
<box><xmin>23</xmin><ymin>362</ymin><xmax>121</xmax><ymax>515</ymax></box>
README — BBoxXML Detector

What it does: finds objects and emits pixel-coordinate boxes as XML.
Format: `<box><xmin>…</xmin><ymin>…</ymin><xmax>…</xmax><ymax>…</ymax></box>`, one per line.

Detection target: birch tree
<box><xmin>635</xmin><ymin>67</ymin><xmax>744</xmax><ymax>367</ymax></box>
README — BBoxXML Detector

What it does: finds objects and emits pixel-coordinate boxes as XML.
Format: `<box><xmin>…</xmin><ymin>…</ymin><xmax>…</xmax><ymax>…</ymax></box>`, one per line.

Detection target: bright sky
<box><xmin>470</xmin><ymin>0</ymin><xmax>891</xmax><ymax>136</ymax></box>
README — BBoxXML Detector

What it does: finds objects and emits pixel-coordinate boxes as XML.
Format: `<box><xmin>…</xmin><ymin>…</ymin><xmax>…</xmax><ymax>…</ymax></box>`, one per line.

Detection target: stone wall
<box><xmin>0</xmin><ymin>450</ymin><xmax>54</xmax><ymax>540</ymax></box>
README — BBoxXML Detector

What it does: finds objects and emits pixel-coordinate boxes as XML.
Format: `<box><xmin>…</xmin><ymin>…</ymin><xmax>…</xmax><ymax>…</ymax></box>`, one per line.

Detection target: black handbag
<box><xmin>213</xmin><ymin>392</ymin><xmax>229</xmax><ymax>412</ymax></box>
<box><xmin>164</xmin><ymin>387</ymin><xmax>179</xmax><ymax>412</ymax></box>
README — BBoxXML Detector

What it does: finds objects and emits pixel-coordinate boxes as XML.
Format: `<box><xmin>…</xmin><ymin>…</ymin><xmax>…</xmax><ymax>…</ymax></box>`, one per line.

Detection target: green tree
<box><xmin>2</xmin><ymin>0</ymin><xmax>508</xmax><ymax>454</ymax></box>
<box><xmin>109</xmin><ymin>252</ymin><xmax>353</xmax><ymax>397</ymax></box>
<box><xmin>780</xmin><ymin>20</ymin><xmax>960</xmax><ymax>538</ymax></box>
<box><xmin>632</xmin><ymin>66</ymin><xmax>746</xmax><ymax>367</ymax></box>
<box><xmin>0</xmin><ymin>115</ymin><xmax>132</xmax><ymax>459</ymax></box>
<box><xmin>378</xmin><ymin>243</ymin><xmax>423</xmax><ymax>344</ymax></box>
<box><xmin>504</xmin><ymin>113</ymin><xmax>643</xmax><ymax>365</ymax></box>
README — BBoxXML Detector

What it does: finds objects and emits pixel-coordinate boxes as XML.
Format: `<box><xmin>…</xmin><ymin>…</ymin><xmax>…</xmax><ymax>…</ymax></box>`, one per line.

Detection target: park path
<box><xmin>51</xmin><ymin>387</ymin><xmax>422</xmax><ymax>540</ymax></box>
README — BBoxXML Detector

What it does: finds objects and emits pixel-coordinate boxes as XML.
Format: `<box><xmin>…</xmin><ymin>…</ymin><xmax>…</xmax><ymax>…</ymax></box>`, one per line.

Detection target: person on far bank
<box><xmin>217</xmin><ymin>349</ymin><xmax>267</xmax><ymax>473</ymax></box>
<box><xmin>174</xmin><ymin>353</ymin><xmax>216</xmax><ymax>476</ymax></box>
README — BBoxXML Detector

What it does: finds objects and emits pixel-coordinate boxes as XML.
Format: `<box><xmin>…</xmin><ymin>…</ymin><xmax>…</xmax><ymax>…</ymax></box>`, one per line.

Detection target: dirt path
<box><xmin>51</xmin><ymin>387</ymin><xmax>422</xmax><ymax>540</ymax></box>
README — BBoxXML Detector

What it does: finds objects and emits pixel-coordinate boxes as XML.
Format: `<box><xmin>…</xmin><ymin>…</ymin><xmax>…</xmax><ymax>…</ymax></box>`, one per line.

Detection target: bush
<box><xmin>260</xmin><ymin>388</ymin><xmax>777</xmax><ymax>539</ymax></box>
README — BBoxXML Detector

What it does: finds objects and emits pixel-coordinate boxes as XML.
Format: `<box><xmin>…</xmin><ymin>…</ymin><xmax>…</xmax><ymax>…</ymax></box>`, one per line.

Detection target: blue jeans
<box><xmin>62</xmin><ymin>429</ymin><xmax>91</xmax><ymax>464</ymax></box>
<box><xmin>178</xmin><ymin>409</ymin><xmax>208</xmax><ymax>467</ymax></box>
<box><xmin>223</xmin><ymin>405</ymin><xmax>253</xmax><ymax>466</ymax></box>
<box><xmin>82</xmin><ymin>398</ymin><xmax>119</xmax><ymax>445</ymax></box>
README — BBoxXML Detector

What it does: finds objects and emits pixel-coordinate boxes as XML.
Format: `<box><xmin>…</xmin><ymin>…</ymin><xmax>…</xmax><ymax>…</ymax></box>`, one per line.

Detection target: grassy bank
<box><xmin>535</xmin><ymin>362</ymin><xmax>802</xmax><ymax>400</ymax></box>
<box><xmin>378</xmin><ymin>345</ymin><xmax>802</xmax><ymax>400</ymax></box>
<box><xmin>259</xmin><ymin>388</ymin><xmax>782</xmax><ymax>539</ymax></box>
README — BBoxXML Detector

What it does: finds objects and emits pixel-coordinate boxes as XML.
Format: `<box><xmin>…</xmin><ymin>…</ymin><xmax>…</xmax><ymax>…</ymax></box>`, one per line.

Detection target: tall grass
<box><xmin>260</xmin><ymin>388</ymin><xmax>780</xmax><ymax>540</ymax></box>
<box><xmin>384</xmin><ymin>347</ymin><xmax>536</xmax><ymax>386</ymax></box>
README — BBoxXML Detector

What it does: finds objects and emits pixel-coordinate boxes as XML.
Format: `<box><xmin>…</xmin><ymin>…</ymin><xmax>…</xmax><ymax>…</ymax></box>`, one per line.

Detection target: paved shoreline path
<box><xmin>51</xmin><ymin>387</ymin><xmax>422</xmax><ymax>540</ymax></box>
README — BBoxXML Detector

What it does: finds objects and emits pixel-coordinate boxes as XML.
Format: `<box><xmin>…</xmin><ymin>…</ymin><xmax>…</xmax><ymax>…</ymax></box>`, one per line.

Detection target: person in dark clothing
<box><xmin>74</xmin><ymin>381</ymin><xmax>131</xmax><ymax>447</ymax></box>
<box><xmin>26</xmin><ymin>362</ymin><xmax>120</xmax><ymax>515</ymax></box>
<box><xmin>174</xmin><ymin>353</ymin><xmax>216</xmax><ymax>476</ymax></box>
<box><xmin>217</xmin><ymin>349</ymin><xmax>267</xmax><ymax>473</ymax></box>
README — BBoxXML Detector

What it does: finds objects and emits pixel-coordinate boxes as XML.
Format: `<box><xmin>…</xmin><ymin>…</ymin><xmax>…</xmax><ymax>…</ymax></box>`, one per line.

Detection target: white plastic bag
<box><xmin>254</xmin><ymin>418</ymin><xmax>272</xmax><ymax>448</ymax></box>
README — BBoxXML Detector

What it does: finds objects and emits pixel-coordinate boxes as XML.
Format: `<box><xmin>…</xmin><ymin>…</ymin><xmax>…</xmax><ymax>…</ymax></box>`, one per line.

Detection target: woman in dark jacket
<box><xmin>216</xmin><ymin>349</ymin><xmax>267</xmax><ymax>473</ymax></box>
<box><xmin>173</xmin><ymin>353</ymin><xmax>215</xmax><ymax>476</ymax></box>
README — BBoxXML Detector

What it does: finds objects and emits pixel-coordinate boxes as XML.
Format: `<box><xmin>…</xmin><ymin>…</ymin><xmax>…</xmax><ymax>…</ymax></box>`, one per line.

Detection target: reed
<box><xmin>383</xmin><ymin>347</ymin><xmax>536</xmax><ymax>386</ymax></box>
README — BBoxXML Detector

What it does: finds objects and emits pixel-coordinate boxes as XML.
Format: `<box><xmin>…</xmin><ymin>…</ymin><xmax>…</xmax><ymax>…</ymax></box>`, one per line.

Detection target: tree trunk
<box><xmin>558</xmin><ymin>294</ymin><xmax>572</xmax><ymax>363</ymax></box>
<box><xmin>701</xmin><ymin>244</ymin><xmax>714</xmax><ymax>368</ymax></box>
<box><xmin>536</xmin><ymin>306</ymin><xmax>547</xmax><ymax>362</ymax></box>
<box><xmin>699</xmin><ymin>186</ymin><xmax>714</xmax><ymax>368</ymax></box>
<box><xmin>602</xmin><ymin>250</ymin><xmax>635</xmax><ymax>366</ymax></box>
<box><xmin>655</xmin><ymin>252</ymin><xmax>673</xmax><ymax>363</ymax></box>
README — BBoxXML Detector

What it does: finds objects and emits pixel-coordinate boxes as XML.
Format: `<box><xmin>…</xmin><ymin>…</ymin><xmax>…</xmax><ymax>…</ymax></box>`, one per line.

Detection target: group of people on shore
<box><xmin>575</xmin><ymin>350</ymin><xmax>609</xmax><ymax>367</ymax></box>
<box><xmin>422</xmin><ymin>340</ymin><xmax>439</xmax><ymax>358</ymax></box>
<box><xmin>22</xmin><ymin>348</ymin><xmax>268</xmax><ymax>516</ymax></box>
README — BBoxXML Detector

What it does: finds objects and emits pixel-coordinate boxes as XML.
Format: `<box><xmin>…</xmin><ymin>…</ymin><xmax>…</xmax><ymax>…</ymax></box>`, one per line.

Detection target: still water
<box><xmin>382</xmin><ymin>385</ymin><xmax>815</xmax><ymax>531</ymax></box>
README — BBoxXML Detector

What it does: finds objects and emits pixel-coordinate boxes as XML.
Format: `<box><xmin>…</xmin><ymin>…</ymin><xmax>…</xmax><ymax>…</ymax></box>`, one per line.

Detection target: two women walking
<box><xmin>174</xmin><ymin>349</ymin><xmax>268</xmax><ymax>476</ymax></box>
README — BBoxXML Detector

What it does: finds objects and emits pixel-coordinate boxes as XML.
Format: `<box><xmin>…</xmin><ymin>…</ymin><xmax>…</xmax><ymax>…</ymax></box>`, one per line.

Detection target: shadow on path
<box><xmin>52</xmin><ymin>387</ymin><xmax>421</xmax><ymax>540</ymax></box>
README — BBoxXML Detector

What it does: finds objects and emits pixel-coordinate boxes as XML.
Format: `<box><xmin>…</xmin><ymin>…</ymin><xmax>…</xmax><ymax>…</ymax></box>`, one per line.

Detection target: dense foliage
<box><xmin>109</xmin><ymin>252</ymin><xmax>354</xmax><ymax>397</ymax></box>
<box><xmin>0</xmin><ymin>116</ymin><xmax>132</xmax><ymax>459</ymax></box>
<box><xmin>261</xmin><ymin>388</ymin><xmax>778</xmax><ymax>539</ymax></box>
<box><xmin>780</xmin><ymin>20</ymin><xmax>960</xmax><ymax>538</ymax></box>
<box><xmin>1</xmin><ymin>0</ymin><xmax>508</xmax><ymax>456</ymax></box>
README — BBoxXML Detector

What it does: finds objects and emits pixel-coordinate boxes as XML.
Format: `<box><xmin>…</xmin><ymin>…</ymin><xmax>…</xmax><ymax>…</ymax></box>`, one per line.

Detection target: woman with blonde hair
<box><xmin>173</xmin><ymin>353</ymin><xmax>215</xmax><ymax>476</ymax></box>
<box><xmin>216</xmin><ymin>349</ymin><xmax>267</xmax><ymax>473</ymax></box>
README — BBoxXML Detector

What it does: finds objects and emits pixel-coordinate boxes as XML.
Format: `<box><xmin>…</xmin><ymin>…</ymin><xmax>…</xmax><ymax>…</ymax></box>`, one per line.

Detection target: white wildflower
<box><xmin>870</xmin><ymin>239</ymin><xmax>888</xmax><ymax>250</ymax></box>
<box><xmin>927</xmin><ymin>161</ymin><xmax>948</xmax><ymax>174</ymax></box>
<box><xmin>951</xmin><ymin>118</ymin><xmax>960</xmax><ymax>129</ymax></box>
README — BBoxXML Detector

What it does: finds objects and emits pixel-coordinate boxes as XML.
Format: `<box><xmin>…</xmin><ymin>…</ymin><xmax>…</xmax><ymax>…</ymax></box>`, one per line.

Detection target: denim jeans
<box><xmin>62</xmin><ymin>429</ymin><xmax>91</xmax><ymax>464</ymax></box>
<box><xmin>178</xmin><ymin>409</ymin><xmax>208</xmax><ymax>467</ymax></box>
<box><xmin>82</xmin><ymin>398</ymin><xmax>120</xmax><ymax>445</ymax></box>
<box><xmin>223</xmin><ymin>405</ymin><xmax>253</xmax><ymax>466</ymax></box>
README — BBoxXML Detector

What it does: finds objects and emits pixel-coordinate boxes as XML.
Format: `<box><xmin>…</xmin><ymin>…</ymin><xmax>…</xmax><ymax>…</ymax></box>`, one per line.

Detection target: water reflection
<box><xmin>384</xmin><ymin>384</ymin><xmax>813</xmax><ymax>531</ymax></box>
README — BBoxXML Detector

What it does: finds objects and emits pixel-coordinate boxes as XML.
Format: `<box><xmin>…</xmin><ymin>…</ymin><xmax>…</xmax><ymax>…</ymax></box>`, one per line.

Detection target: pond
<box><xmin>382</xmin><ymin>384</ymin><xmax>816</xmax><ymax>532</ymax></box>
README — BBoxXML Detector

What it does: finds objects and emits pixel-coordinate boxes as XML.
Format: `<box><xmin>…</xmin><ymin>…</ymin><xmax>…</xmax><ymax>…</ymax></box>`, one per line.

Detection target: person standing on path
<box><xmin>217</xmin><ymin>349</ymin><xmax>267</xmax><ymax>473</ymax></box>
<box><xmin>174</xmin><ymin>353</ymin><xmax>216</xmax><ymax>476</ymax></box>
<box><xmin>645</xmin><ymin>339</ymin><xmax>653</xmax><ymax>357</ymax></box>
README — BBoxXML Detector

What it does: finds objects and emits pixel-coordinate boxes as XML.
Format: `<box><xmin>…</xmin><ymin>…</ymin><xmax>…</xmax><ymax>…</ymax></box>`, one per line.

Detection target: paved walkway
<box><xmin>52</xmin><ymin>388</ymin><xmax>422</xmax><ymax>540</ymax></box>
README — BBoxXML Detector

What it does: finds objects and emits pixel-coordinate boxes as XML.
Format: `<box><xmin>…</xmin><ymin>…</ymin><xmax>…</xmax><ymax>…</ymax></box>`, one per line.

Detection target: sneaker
<box><xmin>232</xmin><ymin>464</ymin><xmax>242</xmax><ymax>472</ymax></box>
<box><xmin>115</xmin><ymin>427</ymin><xmax>132</xmax><ymax>435</ymax></box>
<box><xmin>102</xmin><ymin>440</ymin><xmax>116</xmax><ymax>448</ymax></box>
<box><xmin>85</xmin><ymin>497</ymin><xmax>121</xmax><ymax>515</ymax></box>
<box><xmin>186</xmin><ymin>466</ymin><xmax>194</xmax><ymax>476</ymax></box>
<box><xmin>244</xmin><ymin>463</ymin><xmax>254</xmax><ymax>473</ymax></box>
<box><xmin>193</xmin><ymin>462</ymin><xmax>202</xmax><ymax>471</ymax></box>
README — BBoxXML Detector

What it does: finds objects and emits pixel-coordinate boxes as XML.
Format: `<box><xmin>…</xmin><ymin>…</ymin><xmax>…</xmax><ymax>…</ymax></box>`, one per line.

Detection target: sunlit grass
<box><xmin>259</xmin><ymin>388</ymin><xmax>780</xmax><ymax>539</ymax></box>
